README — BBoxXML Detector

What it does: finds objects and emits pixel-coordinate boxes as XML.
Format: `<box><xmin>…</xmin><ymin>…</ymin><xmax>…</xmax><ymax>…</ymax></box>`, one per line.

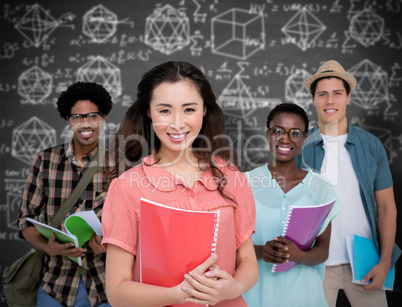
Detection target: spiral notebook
<box><xmin>139</xmin><ymin>197</ymin><xmax>220</xmax><ymax>287</ymax></box>
<box><xmin>272</xmin><ymin>199</ymin><xmax>336</xmax><ymax>273</ymax></box>
<box><xmin>346</xmin><ymin>235</ymin><xmax>395</xmax><ymax>290</ymax></box>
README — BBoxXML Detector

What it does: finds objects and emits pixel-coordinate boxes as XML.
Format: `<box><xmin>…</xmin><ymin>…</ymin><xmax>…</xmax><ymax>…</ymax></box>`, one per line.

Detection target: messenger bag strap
<box><xmin>50</xmin><ymin>147</ymin><xmax>102</xmax><ymax>228</ymax></box>
<box><xmin>33</xmin><ymin>147</ymin><xmax>103</xmax><ymax>259</ymax></box>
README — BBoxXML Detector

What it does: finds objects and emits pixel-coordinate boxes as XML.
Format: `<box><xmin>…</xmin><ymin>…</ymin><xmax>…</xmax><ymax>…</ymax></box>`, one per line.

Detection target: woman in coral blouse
<box><xmin>101</xmin><ymin>61</ymin><xmax>258</xmax><ymax>307</ymax></box>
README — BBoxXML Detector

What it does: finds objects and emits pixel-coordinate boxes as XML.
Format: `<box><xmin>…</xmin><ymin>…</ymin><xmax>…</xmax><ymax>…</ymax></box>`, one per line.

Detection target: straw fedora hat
<box><xmin>304</xmin><ymin>60</ymin><xmax>357</xmax><ymax>94</ymax></box>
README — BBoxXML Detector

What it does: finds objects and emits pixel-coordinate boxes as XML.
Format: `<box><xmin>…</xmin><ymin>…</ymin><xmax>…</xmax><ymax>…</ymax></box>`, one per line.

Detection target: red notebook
<box><xmin>139</xmin><ymin>197</ymin><xmax>220</xmax><ymax>287</ymax></box>
<box><xmin>272</xmin><ymin>199</ymin><xmax>336</xmax><ymax>273</ymax></box>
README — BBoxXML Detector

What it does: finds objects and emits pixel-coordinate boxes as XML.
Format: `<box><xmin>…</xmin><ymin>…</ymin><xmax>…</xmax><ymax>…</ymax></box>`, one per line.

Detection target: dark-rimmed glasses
<box><xmin>267</xmin><ymin>126</ymin><xmax>305</xmax><ymax>143</ymax></box>
<box><xmin>68</xmin><ymin>112</ymin><xmax>103</xmax><ymax>125</ymax></box>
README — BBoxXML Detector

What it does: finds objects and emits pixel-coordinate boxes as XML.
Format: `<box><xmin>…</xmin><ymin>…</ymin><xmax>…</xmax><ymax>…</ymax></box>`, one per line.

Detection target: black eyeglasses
<box><xmin>68</xmin><ymin>112</ymin><xmax>103</xmax><ymax>125</ymax></box>
<box><xmin>267</xmin><ymin>126</ymin><xmax>305</xmax><ymax>143</ymax></box>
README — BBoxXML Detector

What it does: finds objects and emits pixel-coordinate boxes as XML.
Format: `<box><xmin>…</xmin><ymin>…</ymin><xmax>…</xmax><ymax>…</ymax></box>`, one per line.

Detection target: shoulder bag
<box><xmin>2</xmin><ymin>149</ymin><xmax>100</xmax><ymax>307</ymax></box>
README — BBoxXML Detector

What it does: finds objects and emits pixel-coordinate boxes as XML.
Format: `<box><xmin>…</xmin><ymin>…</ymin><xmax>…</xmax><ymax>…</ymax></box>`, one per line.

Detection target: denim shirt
<box><xmin>296</xmin><ymin>124</ymin><xmax>401</xmax><ymax>267</ymax></box>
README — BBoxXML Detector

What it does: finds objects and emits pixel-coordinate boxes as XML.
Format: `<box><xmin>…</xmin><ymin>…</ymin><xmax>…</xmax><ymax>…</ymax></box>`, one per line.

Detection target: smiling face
<box><xmin>68</xmin><ymin>100</ymin><xmax>105</xmax><ymax>153</ymax></box>
<box><xmin>312</xmin><ymin>77</ymin><xmax>351</xmax><ymax>134</ymax></box>
<box><xmin>267</xmin><ymin>112</ymin><xmax>306</xmax><ymax>163</ymax></box>
<box><xmin>148</xmin><ymin>80</ymin><xmax>205</xmax><ymax>161</ymax></box>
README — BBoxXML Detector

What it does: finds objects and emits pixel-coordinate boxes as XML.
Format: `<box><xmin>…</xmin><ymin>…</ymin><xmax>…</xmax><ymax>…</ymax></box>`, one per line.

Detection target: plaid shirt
<box><xmin>17</xmin><ymin>142</ymin><xmax>108</xmax><ymax>307</ymax></box>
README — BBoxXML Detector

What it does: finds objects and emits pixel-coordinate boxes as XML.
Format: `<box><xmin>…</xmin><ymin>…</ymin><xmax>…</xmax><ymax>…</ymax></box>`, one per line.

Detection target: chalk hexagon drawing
<box><xmin>349</xmin><ymin>9</ymin><xmax>384</xmax><ymax>47</ymax></box>
<box><xmin>11</xmin><ymin>117</ymin><xmax>56</xmax><ymax>165</ymax></box>
<box><xmin>18</xmin><ymin>66</ymin><xmax>53</xmax><ymax>104</ymax></box>
<box><xmin>349</xmin><ymin>59</ymin><xmax>391</xmax><ymax>114</ymax></box>
<box><xmin>83</xmin><ymin>5</ymin><xmax>118</xmax><ymax>43</ymax></box>
<box><xmin>144</xmin><ymin>4</ymin><xmax>190</xmax><ymax>55</ymax></box>
<box><xmin>77</xmin><ymin>55</ymin><xmax>122</xmax><ymax>99</ymax></box>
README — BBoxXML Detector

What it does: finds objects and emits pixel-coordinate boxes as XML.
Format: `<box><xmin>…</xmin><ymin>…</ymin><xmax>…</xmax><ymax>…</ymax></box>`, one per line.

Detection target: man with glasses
<box><xmin>297</xmin><ymin>60</ymin><xmax>400</xmax><ymax>307</ymax></box>
<box><xmin>17</xmin><ymin>82</ymin><xmax>113</xmax><ymax>306</ymax></box>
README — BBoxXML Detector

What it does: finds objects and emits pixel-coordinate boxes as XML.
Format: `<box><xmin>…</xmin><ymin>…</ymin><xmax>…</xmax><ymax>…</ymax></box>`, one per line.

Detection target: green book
<box><xmin>26</xmin><ymin>211</ymin><xmax>103</xmax><ymax>266</ymax></box>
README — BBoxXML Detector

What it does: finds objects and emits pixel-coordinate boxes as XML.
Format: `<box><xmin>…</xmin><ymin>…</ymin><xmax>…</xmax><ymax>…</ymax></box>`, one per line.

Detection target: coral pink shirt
<box><xmin>102</xmin><ymin>155</ymin><xmax>256</xmax><ymax>307</ymax></box>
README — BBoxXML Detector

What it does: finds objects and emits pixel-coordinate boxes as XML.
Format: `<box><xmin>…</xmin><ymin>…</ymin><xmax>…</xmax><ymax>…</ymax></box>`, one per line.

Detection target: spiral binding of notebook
<box><xmin>211</xmin><ymin>210</ymin><xmax>220</xmax><ymax>255</ymax></box>
<box><xmin>271</xmin><ymin>207</ymin><xmax>295</xmax><ymax>273</ymax></box>
<box><xmin>209</xmin><ymin>210</ymin><xmax>220</xmax><ymax>270</ymax></box>
<box><xmin>281</xmin><ymin>207</ymin><xmax>293</xmax><ymax>237</ymax></box>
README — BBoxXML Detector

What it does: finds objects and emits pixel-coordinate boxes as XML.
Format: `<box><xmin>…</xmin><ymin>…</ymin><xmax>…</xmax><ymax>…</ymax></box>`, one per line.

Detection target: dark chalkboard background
<box><xmin>1</xmin><ymin>0</ymin><xmax>401</xmax><ymax>306</ymax></box>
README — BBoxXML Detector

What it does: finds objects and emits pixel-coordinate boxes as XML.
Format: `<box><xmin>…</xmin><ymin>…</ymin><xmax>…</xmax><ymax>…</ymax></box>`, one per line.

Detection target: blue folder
<box><xmin>349</xmin><ymin>235</ymin><xmax>395</xmax><ymax>290</ymax></box>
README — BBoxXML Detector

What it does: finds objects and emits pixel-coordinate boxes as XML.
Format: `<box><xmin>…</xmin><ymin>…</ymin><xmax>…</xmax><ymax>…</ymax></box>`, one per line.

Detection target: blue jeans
<box><xmin>36</xmin><ymin>278</ymin><xmax>111</xmax><ymax>307</ymax></box>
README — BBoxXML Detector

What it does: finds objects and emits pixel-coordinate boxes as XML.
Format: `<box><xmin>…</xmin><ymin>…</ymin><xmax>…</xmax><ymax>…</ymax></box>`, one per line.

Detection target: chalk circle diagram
<box><xmin>281</xmin><ymin>8</ymin><xmax>326</xmax><ymax>51</ymax></box>
<box><xmin>11</xmin><ymin>116</ymin><xmax>56</xmax><ymax>165</ymax></box>
<box><xmin>144</xmin><ymin>4</ymin><xmax>190</xmax><ymax>54</ymax></box>
<box><xmin>77</xmin><ymin>56</ymin><xmax>122</xmax><ymax>100</ymax></box>
<box><xmin>14</xmin><ymin>3</ymin><xmax>74</xmax><ymax>47</ymax></box>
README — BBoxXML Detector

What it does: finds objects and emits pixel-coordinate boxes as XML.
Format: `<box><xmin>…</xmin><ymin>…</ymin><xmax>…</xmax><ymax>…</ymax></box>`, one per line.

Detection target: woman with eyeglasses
<box><xmin>242</xmin><ymin>103</ymin><xmax>341</xmax><ymax>307</ymax></box>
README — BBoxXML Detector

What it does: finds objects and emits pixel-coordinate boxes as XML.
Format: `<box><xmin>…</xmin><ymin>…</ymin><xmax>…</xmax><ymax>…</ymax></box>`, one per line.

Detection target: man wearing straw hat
<box><xmin>297</xmin><ymin>60</ymin><xmax>400</xmax><ymax>306</ymax></box>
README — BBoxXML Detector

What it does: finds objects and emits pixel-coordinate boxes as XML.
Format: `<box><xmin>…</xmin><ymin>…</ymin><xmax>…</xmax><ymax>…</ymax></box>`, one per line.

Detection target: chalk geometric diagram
<box><xmin>285</xmin><ymin>69</ymin><xmax>312</xmax><ymax>109</ymax></box>
<box><xmin>12</xmin><ymin>116</ymin><xmax>56</xmax><ymax>165</ymax></box>
<box><xmin>218</xmin><ymin>72</ymin><xmax>257</xmax><ymax>118</ymax></box>
<box><xmin>144</xmin><ymin>4</ymin><xmax>190</xmax><ymax>54</ymax></box>
<box><xmin>14</xmin><ymin>3</ymin><xmax>73</xmax><ymax>47</ymax></box>
<box><xmin>77</xmin><ymin>55</ymin><xmax>122</xmax><ymax>100</ymax></box>
<box><xmin>349</xmin><ymin>8</ymin><xmax>384</xmax><ymax>47</ymax></box>
<box><xmin>211</xmin><ymin>8</ymin><xmax>265</xmax><ymax>60</ymax></box>
<box><xmin>83</xmin><ymin>5</ymin><xmax>118</xmax><ymax>43</ymax></box>
<box><xmin>218</xmin><ymin>63</ymin><xmax>280</xmax><ymax>118</ymax></box>
<box><xmin>226</xmin><ymin>126</ymin><xmax>269</xmax><ymax>171</ymax></box>
<box><xmin>5</xmin><ymin>179</ymin><xmax>27</xmax><ymax>229</ymax></box>
<box><xmin>282</xmin><ymin>8</ymin><xmax>326</xmax><ymax>51</ymax></box>
<box><xmin>348</xmin><ymin>59</ymin><xmax>392</xmax><ymax>113</ymax></box>
<box><xmin>18</xmin><ymin>65</ymin><xmax>53</xmax><ymax>104</ymax></box>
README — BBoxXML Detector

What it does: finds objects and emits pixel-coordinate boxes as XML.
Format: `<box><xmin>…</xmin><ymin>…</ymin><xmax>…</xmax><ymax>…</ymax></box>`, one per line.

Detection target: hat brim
<box><xmin>304</xmin><ymin>71</ymin><xmax>356</xmax><ymax>94</ymax></box>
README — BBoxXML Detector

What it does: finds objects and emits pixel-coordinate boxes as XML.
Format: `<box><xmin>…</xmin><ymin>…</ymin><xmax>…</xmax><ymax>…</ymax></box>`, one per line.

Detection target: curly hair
<box><xmin>56</xmin><ymin>82</ymin><xmax>113</xmax><ymax>119</ymax></box>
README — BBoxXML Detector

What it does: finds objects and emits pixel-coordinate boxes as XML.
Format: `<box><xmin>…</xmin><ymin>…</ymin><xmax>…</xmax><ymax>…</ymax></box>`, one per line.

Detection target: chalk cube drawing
<box><xmin>18</xmin><ymin>66</ymin><xmax>52</xmax><ymax>104</ymax></box>
<box><xmin>145</xmin><ymin>5</ymin><xmax>190</xmax><ymax>54</ymax></box>
<box><xmin>83</xmin><ymin>5</ymin><xmax>117</xmax><ymax>43</ymax></box>
<box><xmin>212</xmin><ymin>8</ymin><xmax>265</xmax><ymax>60</ymax></box>
<box><xmin>77</xmin><ymin>55</ymin><xmax>122</xmax><ymax>99</ymax></box>
<box><xmin>12</xmin><ymin>117</ymin><xmax>56</xmax><ymax>165</ymax></box>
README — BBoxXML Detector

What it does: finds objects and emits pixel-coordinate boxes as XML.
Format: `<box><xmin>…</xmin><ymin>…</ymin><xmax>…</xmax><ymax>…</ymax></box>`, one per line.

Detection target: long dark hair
<box><xmin>105</xmin><ymin>61</ymin><xmax>238</xmax><ymax>203</ymax></box>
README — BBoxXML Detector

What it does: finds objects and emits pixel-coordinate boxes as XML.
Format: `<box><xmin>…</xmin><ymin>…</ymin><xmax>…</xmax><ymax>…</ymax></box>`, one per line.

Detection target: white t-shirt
<box><xmin>320</xmin><ymin>133</ymin><xmax>372</xmax><ymax>265</ymax></box>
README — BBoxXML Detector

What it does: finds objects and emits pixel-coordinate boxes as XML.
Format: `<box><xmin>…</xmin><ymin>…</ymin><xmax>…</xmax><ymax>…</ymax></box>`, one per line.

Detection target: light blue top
<box><xmin>243</xmin><ymin>165</ymin><xmax>341</xmax><ymax>307</ymax></box>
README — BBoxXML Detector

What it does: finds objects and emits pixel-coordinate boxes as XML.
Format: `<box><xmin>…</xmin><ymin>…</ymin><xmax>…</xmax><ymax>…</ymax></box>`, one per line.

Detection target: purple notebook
<box><xmin>272</xmin><ymin>199</ymin><xmax>336</xmax><ymax>273</ymax></box>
